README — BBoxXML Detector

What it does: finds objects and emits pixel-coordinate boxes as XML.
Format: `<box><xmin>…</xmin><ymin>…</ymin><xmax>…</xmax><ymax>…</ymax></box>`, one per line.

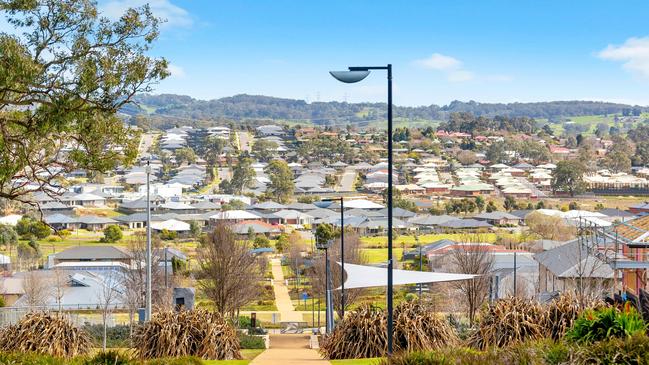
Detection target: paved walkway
<box><xmin>270</xmin><ymin>258</ymin><xmax>302</xmax><ymax>322</ymax></box>
<box><xmin>250</xmin><ymin>334</ymin><xmax>330</xmax><ymax>365</ymax></box>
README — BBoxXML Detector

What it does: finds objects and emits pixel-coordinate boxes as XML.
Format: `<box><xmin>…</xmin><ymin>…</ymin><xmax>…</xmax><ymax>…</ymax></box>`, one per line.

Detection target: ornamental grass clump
<box><xmin>320</xmin><ymin>301</ymin><xmax>457</xmax><ymax>359</ymax></box>
<box><xmin>566</xmin><ymin>303</ymin><xmax>646</xmax><ymax>344</ymax></box>
<box><xmin>544</xmin><ymin>291</ymin><xmax>604</xmax><ymax>340</ymax></box>
<box><xmin>131</xmin><ymin>309</ymin><xmax>241</xmax><ymax>360</ymax></box>
<box><xmin>0</xmin><ymin>312</ymin><xmax>92</xmax><ymax>358</ymax></box>
<box><xmin>468</xmin><ymin>297</ymin><xmax>546</xmax><ymax>350</ymax></box>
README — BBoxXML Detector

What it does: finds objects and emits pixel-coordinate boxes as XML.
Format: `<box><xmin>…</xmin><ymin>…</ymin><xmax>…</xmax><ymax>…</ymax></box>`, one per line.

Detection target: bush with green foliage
<box><xmin>85</xmin><ymin>350</ymin><xmax>131</xmax><ymax>365</ymax></box>
<box><xmin>16</xmin><ymin>217</ymin><xmax>51</xmax><ymax>239</ymax></box>
<box><xmin>238</xmin><ymin>333</ymin><xmax>266</xmax><ymax>349</ymax></box>
<box><xmin>253</xmin><ymin>234</ymin><xmax>270</xmax><ymax>249</ymax></box>
<box><xmin>83</xmin><ymin>325</ymin><xmax>130</xmax><ymax>348</ymax></box>
<box><xmin>159</xmin><ymin>229</ymin><xmax>177</xmax><ymax>241</ymax></box>
<box><xmin>566</xmin><ymin>304</ymin><xmax>646</xmax><ymax>344</ymax></box>
<box><xmin>0</xmin><ymin>224</ymin><xmax>18</xmax><ymax>248</ymax></box>
<box><xmin>100</xmin><ymin>225</ymin><xmax>123</xmax><ymax>243</ymax></box>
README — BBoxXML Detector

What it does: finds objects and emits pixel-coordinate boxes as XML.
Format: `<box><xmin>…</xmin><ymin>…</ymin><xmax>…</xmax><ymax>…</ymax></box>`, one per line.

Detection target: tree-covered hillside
<box><xmin>122</xmin><ymin>93</ymin><xmax>645</xmax><ymax>125</ymax></box>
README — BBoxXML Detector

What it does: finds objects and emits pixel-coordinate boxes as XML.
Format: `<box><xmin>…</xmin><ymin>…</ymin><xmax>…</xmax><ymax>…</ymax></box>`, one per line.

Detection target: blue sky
<box><xmin>15</xmin><ymin>1</ymin><xmax>649</xmax><ymax>106</ymax></box>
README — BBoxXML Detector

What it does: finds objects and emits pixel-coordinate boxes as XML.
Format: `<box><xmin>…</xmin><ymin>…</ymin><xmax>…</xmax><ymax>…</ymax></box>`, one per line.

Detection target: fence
<box><xmin>587</xmin><ymin>183</ymin><xmax>649</xmax><ymax>196</ymax></box>
<box><xmin>0</xmin><ymin>305</ymin><xmax>127</xmax><ymax>327</ymax></box>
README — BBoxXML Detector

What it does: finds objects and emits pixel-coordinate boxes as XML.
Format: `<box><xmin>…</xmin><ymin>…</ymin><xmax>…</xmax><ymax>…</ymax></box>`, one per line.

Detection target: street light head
<box><xmin>329</xmin><ymin>70</ymin><xmax>370</xmax><ymax>83</ymax></box>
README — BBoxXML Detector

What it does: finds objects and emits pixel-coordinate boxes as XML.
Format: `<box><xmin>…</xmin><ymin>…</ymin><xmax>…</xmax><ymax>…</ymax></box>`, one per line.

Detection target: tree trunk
<box><xmin>102</xmin><ymin>315</ymin><xmax>107</xmax><ymax>351</ymax></box>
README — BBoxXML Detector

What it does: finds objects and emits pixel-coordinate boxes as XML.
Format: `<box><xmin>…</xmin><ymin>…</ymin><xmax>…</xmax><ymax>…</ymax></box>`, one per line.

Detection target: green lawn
<box><xmin>361</xmin><ymin>248</ymin><xmax>404</xmax><ymax>264</ymax></box>
<box><xmin>330</xmin><ymin>359</ymin><xmax>381</xmax><ymax>365</ymax></box>
<box><xmin>203</xmin><ymin>349</ymin><xmax>264</xmax><ymax>365</ymax></box>
<box><xmin>360</xmin><ymin>233</ymin><xmax>497</xmax><ymax>248</ymax></box>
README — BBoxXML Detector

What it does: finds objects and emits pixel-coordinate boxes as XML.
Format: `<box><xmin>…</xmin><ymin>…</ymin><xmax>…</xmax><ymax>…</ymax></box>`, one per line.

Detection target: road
<box><xmin>138</xmin><ymin>133</ymin><xmax>157</xmax><ymax>158</ymax></box>
<box><xmin>516</xmin><ymin>176</ymin><xmax>548</xmax><ymax>198</ymax></box>
<box><xmin>337</xmin><ymin>167</ymin><xmax>357</xmax><ymax>192</ymax></box>
<box><xmin>238</xmin><ymin>131</ymin><xmax>253</xmax><ymax>152</ymax></box>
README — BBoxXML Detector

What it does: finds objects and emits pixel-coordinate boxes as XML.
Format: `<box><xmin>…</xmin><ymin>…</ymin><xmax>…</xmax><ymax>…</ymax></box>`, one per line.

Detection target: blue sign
<box><xmin>301</xmin><ymin>292</ymin><xmax>308</xmax><ymax>300</ymax></box>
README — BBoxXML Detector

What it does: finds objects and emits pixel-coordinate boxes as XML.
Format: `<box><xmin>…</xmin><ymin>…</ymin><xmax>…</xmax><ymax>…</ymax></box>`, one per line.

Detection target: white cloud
<box><xmin>598</xmin><ymin>36</ymin><xmax>649</xmax><ymax>78</ymax></box>
<box><xmin>167</xmin><ymin>63</ymin><xmax>186</xmax><ymax>78</ymax></box>
<box><xmin>414</xmin><ymin>53</ymin><xmax>462</xmax><ymax>71</ymax></box>
<box><xmin>413</xmin><ymin>53</ymin><xmax>475</xmax><ymax>83</ymax></box>
<box><xmin>448</xmin><ymin>70</ymin><xmax>474</xmax><ymax>82</ymax></box>
<box><xmin>100</xmin><ymin>0</ymin><xmax>192</xmax><ymax>29</ymax></box>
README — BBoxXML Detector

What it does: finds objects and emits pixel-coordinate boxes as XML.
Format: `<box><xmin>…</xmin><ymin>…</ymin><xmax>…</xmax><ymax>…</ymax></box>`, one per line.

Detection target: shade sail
<box><xmin>338</xmin><ymin>263</ymin><xmax>477</xmax><ymax>290</ymax></box>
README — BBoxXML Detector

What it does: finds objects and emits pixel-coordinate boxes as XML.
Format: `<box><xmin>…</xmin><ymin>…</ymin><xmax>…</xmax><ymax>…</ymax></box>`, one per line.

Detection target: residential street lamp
<box><xmin>323</xmin><ymin>197</ymin><xmax>345</xmax><ymax>318</ymax></box>
<box><xmin>316</xmin><ymin>237</ymin><xmax>335</xmax><ymax>333</ymax></box>
<box><xmin>330</xmin><ymin>65</ymin><xmax>394</xmax><ymax>355</ymax></box>
<box><xmin>145</xmin><ymin>160</ymin><xmax>152</xmax><ymax>321</ymax></box>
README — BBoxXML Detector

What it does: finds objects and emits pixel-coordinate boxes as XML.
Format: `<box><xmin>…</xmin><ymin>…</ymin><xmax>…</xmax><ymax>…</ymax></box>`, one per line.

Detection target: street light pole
<box><xmin>340</xmin><ymin>198</ymin><xmax>345</xmax><ymax>318</ymax></box>
<box><xmin>145</xmin><ymin>160</ymin><xmax>152</xmax><ymax>321</ymax></box>
<box><xmin>330</xmin><ymin>64</ymin><xmax>393</xmax><ymax>355</ymax></box>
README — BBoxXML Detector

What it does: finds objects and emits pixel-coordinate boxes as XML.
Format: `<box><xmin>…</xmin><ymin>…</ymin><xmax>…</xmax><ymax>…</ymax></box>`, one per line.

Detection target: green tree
<box><xmin>252</xmin><ymin>140</ymin><xmax>278</xmax><ymax>162</ymax></box>
<box><xmin>475</xmin><ymin>196</ymin><xmax>485</xmax><ymax>212</ymax></box>
<box><xmin>203</xmin><ymin>135</ymin><xmax>227</xmax><ymax>166</ymax></box>
<box><xmin>265</xmin><ymin>160</ymin><xmax>294</xmax><ymax>204</ymax></box>
<box><xmin>275</xmin><ymin>233</ymin><xmax>289</xmax><ymax>253</ymax></box>
<box><xmin>551</xmin><ymin>160</ymin><xmax>587</xmax><ymax>197</ymax></box>
<box><xmin>228</xmin><ymin>156</ymin><xmax>256</xmax><ymax>195</ymax></box>
<box><xmin>503</xmin><ymin>196</ymin><xmax>517</xmax><ymax>211</ymax></box>
<box><xmin>16</xmin><ymin>217</ymin><xmax>50</xmax><ymax>239</ymax></box>
<box><xmin>0</xmin><ymin>0</ymin><xmax>167</xmax><ymax>202</ymax></box>
<box><xmin>603</xmin><ymin>140</ymin><xmax>633</xmax><ymax>173</ymax></box>
<box><xmin>189</xmin><ymin>221</ymin><xmax>202</xmax><ymax>239</ymax></box>
<box><xmin>315</xmin><ymin>223</ymin><xmax>335</xmax><ymax>245</ymax></box>
<box><xmin>175</xmin><ymin>147</ymin><xmax>197</xmax><ymax>165</ymax></box>
<box><xmin>101</xmin><ymin>225</ymin><xmax>123</xmax><ymax>243</ymax></box>
<box><xmin>0</xmin><ymin>224</ymin><xmax>17</xmax><ymax>252</ymax></box>
<box><xmin>253</xmin><ymin>234</ymin><xmax>270</xmax><ymax>249</ymax></box>
<box><xmin>485</xmin><ymin>201</ymin><xmax>497</xmax><ymax>213</ymax></box>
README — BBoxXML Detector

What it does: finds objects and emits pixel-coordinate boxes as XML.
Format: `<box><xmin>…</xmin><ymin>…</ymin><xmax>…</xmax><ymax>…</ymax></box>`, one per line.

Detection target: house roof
<box><xmin>376</xmin><ymin>207</ymin><xmax>416</xmax><ymax>218</ymax></box>
<box><xmin>408</xmin><ymin>214</ymin><xmax>456</xmax><ymax>226</ymax></box>
<box><xmin>55</xmin><ymin>246</ymin><xmax>131</xmax><ymax>260</ymax></box>
<box><xmin>232</xmin><ymin>220</ymin><xmax>281</xmax><ymax>234</ymax></box>
<box><xmin>252</xmin><ymin>201</ymin><xmax>287</xmax><ymax>210</ymax></box>
<box><xmin>344</xmin><ymin>199</ymin><xmax>384</xmax><ymax>210</ymax></box>
<box><xmin>439</xmin><ymin>218</ymin><xmax>493</xmax><ymax>229</ymax></box>
<box><xmin>209</xmin><ymin>210</ymin><xmax>260</xmax><ymax>220</ymax></box>
<box><xmin>473</xmin><ymin>212</ymin><xmax>522</xmax><ymax>221</ymax></box>
<box><xmin>534</xmin><ymin>240</ymin><xmax>613</xmax><ymax>279</ymax></box>
<box><xmin>150</xmin><ymin>219</ymin><xmax>190</xmax><ymax>231</ymax></box>
<box><xmin>44</xmin><ymin>213</ymin><xmax>79</xmax><ymax>224</ymax></box>
<box><xmin>77</xmin><ymin>215</ymin><xmax>117</xmax><ymax>225</ymax></box>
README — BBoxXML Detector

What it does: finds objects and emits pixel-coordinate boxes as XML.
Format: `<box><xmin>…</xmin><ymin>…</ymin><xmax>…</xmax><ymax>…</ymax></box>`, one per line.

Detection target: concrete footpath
<box><xmin>250</xmin><ymin>334</ymin><xmax>330</xmax><ymax>365</ymax></box>
<box><xmin>270</xmin><ymin>258</ymin><xmax>302</xmax><ymax>322</ymax></box>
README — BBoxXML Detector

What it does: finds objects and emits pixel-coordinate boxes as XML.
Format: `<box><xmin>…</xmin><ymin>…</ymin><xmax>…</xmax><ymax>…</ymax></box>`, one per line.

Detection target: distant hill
<box><xmin>122</xmin><ymin>93</ymin><xmax>646</xmax><ymax>126</ymax></box>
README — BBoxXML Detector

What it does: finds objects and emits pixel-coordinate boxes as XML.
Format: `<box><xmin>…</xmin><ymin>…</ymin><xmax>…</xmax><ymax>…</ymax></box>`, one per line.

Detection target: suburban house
<box><xmin>534</xmin><ymin>240</ymin><xmax>614</xmax><ymax>294</ymax></box>
<box><xmin>49</xmin><ymin>246</ymin><xmax>133</xmax><ymax>271</ymax></box>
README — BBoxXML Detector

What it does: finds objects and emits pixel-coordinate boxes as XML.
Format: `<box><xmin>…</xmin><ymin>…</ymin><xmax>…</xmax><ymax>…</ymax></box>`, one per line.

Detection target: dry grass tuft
<box><xmin>0</xmin><ymin>312</ymin><xmax>92</xmax><ymax>358</ymax></box>
<box><xmin>468</xmin><ymin>297</ymin><xmax>546</xmax><ymax>350</ymax></box>
<box><xmin>131</xmin><ymin>309</ymin><xmax>241</xmax><ymax>360</ymax></box>
<box><xmin>321</xmin><ymin>301</ymin><xmax>457</xmax><ymax>359</ymax></box>
<box><xmin>544</xmin><ymin>291</ymin><xmax>604</xmax><ymax>340</ymax></box>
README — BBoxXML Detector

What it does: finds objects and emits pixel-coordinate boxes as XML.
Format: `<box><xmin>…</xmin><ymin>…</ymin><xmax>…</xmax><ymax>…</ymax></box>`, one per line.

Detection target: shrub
<box><xmin>566</xmin><ymin>304</ymin><xmax>646</xmax><ymax>344</ymax></box>
<box><xmin>238</xmin><ymin>333</ymin><xmax>266</xmax><ymax>349</ymax></box>
<box><xmin>0</xmin><ymin>312</ymin><xmax>92</xmax><ymax>358</ymax></box>
<box><xmin>131</xmin><ymin>309</ymin><xmax>241</xmax><ymax>360</ymax></box>
<box><xmin>101</xmin><ymin>225</ymin><xmax>122</xmax><ymax>243</ymax></box>
<box><xmin>573</xmin><ymin>334</ymin><xmax>649</xmax><ymax>365</ymax></box>
<box><xmin>83</xmin><ymin>324</ymin><xmax>131</xmax><ymax>348</ymax></box>
<box><xmin>85</xmin><ymin>350</ymin><xmax>131</xmax><ymax>365</ymax></box>
<box><xmin>159</xmin><ymin>229</ymin><xmax>177</xmax><ymax>241</ymax></box>
<box><xmin>468</xmin><ymin>297</ymin><xmax>546</xmax><ymax>349</ymax></box>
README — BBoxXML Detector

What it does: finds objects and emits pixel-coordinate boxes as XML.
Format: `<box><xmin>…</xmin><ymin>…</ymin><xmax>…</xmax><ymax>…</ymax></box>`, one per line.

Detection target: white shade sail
<box><xmin>338</xmin><ymin>263</ymin><xmax>477</xmax><ymax>290</ymax></box>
